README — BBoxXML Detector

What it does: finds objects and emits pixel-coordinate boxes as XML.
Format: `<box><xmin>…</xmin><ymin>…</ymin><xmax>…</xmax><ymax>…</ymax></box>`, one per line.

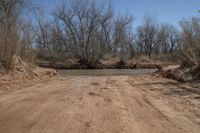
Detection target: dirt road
<box><xmin>0</xmin><ymin>75</ymin><xmax>199</xmax><ymax>133</ymax></box>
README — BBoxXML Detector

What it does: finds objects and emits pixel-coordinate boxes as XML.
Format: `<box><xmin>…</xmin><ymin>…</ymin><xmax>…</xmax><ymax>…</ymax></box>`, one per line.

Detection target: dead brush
<box><xmin>91</xmin><ymin>82</ymin><xmax>100</xmax><ymax>86</ymax></box>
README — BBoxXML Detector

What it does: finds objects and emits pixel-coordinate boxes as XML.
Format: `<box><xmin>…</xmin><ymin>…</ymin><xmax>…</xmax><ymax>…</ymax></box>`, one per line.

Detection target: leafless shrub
<box><xmin>178</xmin><ymin>17</ymin><xmax>200</xmax><ymax>67</ymax></box>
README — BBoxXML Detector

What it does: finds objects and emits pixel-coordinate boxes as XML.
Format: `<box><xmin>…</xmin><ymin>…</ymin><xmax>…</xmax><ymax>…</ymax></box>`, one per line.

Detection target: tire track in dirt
<box><xmin>0</xmin><ymin>76</ymin><xmax>199</xmax><ymax>133</ymax></box>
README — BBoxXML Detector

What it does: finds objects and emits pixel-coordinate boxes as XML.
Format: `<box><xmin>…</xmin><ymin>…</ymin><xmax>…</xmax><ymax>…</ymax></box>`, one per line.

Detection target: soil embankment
<box><xmin>0</xmin><ymin>56</ymin><xmax>57</xmax><ymax>95</ymax></box>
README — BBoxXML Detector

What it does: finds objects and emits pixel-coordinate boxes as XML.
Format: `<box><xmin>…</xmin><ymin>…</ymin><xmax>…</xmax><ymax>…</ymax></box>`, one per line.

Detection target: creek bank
<box><xmin>36</xmin><ymin>58</ymin><xmax>165</xmax><ymax>69</ymax></box>
<box><xmin>155</xmin><ymin>64</ymin><xmax>200</xmax><ymax>82</ymax></box>
<box><xmin>0</xmin><ymin>56</ymin><xmax>58</xmax><ymax>94</ymax></box>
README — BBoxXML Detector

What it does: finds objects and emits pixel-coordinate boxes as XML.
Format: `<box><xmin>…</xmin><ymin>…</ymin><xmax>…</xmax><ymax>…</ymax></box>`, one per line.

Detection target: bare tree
<box><xmin>35</xmin><ymin>11</ymin><xmax>53</xmax><ymax>59</ymax></box>
<box><xmin>113</xmin><ymin>15</ymin><xmax>133</xmax><ymax>60</ymax></box>
<box><xmin>50</xmin><ymin>20</ymin><xmax>66</xmax><ymax>53</ymax></box>
<box><xmin>0</xmin><ymin>0</ymin><xmax>30</xmax><ymax>68</ymax></box>
<box><xmin>52</xmin><ymin>0</ymin><xmax>114</xmax><ymax>63</ymax></box>
<box><xmin>19</xmin><ymin>20</ymin><xmax>36</xmax><ymax>58</ymax></box>
<box><xmin>156</xmin><ymin>23</ymin><xmax>179</xmax><ymax>54</ymax></box>
<box><xmin>168</xmin><ymin>25</ymin><xmax>179</xmax><ymax>53</ymax></box>
<box><xmin>135</xmin><ymin>13</ymin><xmax>158</xmax><ymax>58</ymax></box>
<box><xmin>126</xmin><ymin>32</ymin><xmax>135</xmax><ymax>59</ymax></box>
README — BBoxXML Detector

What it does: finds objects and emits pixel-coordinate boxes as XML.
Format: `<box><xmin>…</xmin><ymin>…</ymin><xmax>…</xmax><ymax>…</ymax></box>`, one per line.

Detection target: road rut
<box><xmin>0</xmin><ymin>76</ymin><xmax>199</xmax><ymax>133</ymax></box>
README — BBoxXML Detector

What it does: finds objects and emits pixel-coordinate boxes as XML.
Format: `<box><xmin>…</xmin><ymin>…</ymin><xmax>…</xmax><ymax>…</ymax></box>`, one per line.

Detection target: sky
<box><xmin>31</xmin><ymin>0</ymin><xmax>200</xmax><ymax>27</ymax></box>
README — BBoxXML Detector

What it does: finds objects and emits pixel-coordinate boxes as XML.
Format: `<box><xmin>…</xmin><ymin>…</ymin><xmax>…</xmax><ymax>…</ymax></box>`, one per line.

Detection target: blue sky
<box><xmin>31</xmin><ymin>0</ymin><xmax>200</xmax><ymax>27</ymax></box>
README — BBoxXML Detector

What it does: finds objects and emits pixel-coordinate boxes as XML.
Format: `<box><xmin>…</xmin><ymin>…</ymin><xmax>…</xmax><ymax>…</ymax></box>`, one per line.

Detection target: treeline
<box><xmin>0</xmin><ymin>0</ymin><xmax>200</xmax><ymax>68</ymax></box>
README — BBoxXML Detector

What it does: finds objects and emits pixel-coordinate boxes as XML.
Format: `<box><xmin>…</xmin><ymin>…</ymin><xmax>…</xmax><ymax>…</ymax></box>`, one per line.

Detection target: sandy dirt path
<box><xmin>0</xmin><ymin>75</ymin><xmax>199</xmax><ymax>133</ymax></box>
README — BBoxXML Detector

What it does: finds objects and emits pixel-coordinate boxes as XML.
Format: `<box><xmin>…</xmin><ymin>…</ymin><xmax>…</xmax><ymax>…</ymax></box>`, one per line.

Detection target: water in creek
<box><xmin>58</xmin><ymin>69</ymin><xmax>157</xmax><ymax>76</ymax></box>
